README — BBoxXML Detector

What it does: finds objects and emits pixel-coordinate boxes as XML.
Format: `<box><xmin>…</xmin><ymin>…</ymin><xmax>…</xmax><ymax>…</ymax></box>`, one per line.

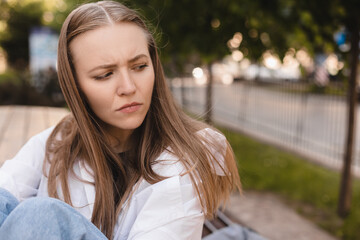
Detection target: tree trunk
<box><xmin>338</xmin><ymin>23</ymin><xmax>359</xmax><ymax>217</ymax></box>
<box><xmin>205</xmin><ymin>62</ymin><xmax>213</xmax><ymax>124</ymax></box>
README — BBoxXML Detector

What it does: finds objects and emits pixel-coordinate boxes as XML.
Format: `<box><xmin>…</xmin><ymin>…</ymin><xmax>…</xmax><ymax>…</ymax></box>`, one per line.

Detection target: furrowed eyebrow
<box><xmin>87</xmin><ymin>54</ymin><xmax>149</xmax><ymax>74</ymax></box>
<box><xmin>88</xmin><ymin>64</ymin><xmax>117</xmax><ymax>74</ymax></box>
<box><xmin>128</xmin><ymin>54</ymin><xmax>149</xmax><ymax>64</ymax></box>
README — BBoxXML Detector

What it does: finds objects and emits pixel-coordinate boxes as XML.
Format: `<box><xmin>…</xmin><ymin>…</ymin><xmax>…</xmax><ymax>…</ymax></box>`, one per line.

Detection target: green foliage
<box><xmin>220</xmin><ymin>127</ymin><xmax>360</xmax><ymax>239</ymax></box>
<box><xmin>0</xmin><ymin>1</ymin><xmax>44</xmax><ymax>69</ymax></box>
<box><xmin>126</xmin><ymin>0</ymin><xmax>248</xmax><ymax>75</ymax></box>
<box><xmin>43</xmin><ymin>0</ymin><xmax>80</xmax><ymax>32</ymax></box>
<box><xmin>1</xmin><ymin>0</ymin><xmax>359</xmax><ymax>74</ymax></box>
<box><xmin>126</xmin><ymin>0</ymin><xmax>358</xmax><ymax>75</ymax></box>
<box><xmin>309</xmin><ymin>84</ymin><xmax>327</xmax><ymax>94</ymax></box>
<box><xmin>0</xmin><ymin>69</ymin><xmax>64</xmax><ymax>106</ymax></box>
<box><xmin>0</xmin><ymin>69</ymin><xmax>22</xmax><ymax>85</ymax></box>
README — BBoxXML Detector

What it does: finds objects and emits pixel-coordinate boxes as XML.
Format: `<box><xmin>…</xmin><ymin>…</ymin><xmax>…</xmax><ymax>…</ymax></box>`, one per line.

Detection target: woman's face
<box><xmin>70</xmin><ymin>23</ymin><xmax>155</xmax><ymax>140</ymax></box>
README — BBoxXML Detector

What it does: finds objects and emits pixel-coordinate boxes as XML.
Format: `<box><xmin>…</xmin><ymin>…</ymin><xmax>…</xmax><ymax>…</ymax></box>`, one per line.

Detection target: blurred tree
<box><xmin>128</xmin><ymin>0</ymin><xmax>339</xmax><ymax>71</ymax></box>
<box><xmin>43</xmin><ymin>0</ymin><xmax>79</xmax><ymax>32</ymax></box>
<box><xmin>239</xmin><ymin>0</ymin><xmax>360</xmax><ymax>219</ymax></box>
<box><xmin>286</xmin><ymin>0</ymin><xmax>360</xmax><ymax>218</ymax></box>
<box><xmin>0</xmin><ymin>1</ymin><xmax>44</xmax><ymax>70</ymax></box>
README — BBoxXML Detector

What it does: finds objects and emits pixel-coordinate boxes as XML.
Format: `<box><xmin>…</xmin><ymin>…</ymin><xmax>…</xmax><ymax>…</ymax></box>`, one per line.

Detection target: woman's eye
<box><xmin>133</xmin><ymin>64</ymin><xmax>148</xmax><ymax>71</ymax></box>
<box><xmin>94</xmin><ymin>72</ymin><xmax>113</xmax><ymax>80</ymax></box>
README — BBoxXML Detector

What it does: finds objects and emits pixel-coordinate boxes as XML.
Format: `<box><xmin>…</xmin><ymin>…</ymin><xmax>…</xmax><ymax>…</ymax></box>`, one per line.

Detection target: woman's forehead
<box><xmin>70</xmin><ymin>23</ymin><xmax>149</xmax><ymax>67</ymax></box>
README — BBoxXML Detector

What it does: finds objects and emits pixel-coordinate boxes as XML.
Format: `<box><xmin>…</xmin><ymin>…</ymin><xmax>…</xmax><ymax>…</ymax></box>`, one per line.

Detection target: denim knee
<box><xmin>1</xmin><ymin>197</ymin><xmax>88</xmax><ymax>239</ymax></box>
<box><xmin>15</xmin><ymin>197</ymin><xmax>80</xmax><ymax>223</ymax></box>
<box><xmin>18</xmin><ymin>197</ymin><xmax>68</xmax><ymax>213</ymax></box>
<box><xmin>0</xmin><ymin>188</ymin><xmax>19</xmax><ymax>226</ymax></box>
<box><xmin>0</xmin><ymin>196</ymin><xmax>106</xmax><ymax>240</ymax></box>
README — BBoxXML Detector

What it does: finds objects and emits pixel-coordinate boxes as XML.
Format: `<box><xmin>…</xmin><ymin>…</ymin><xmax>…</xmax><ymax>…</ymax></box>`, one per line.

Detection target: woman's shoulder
<box><xmin>11</xmin><ymin>126</ymin><xmax>56</xmax><ymax>160</ymax></box>
<box><xmin>152</xmin><ymin>127</ymin><xmax>228</xmax><ymax>177</ymax></box>
<box><xmin>29</xmin><ymin>126</ymin><xmax>56</xmax><ymax>144</ymax></box>
<box><xmin>152</xmin><ymin>148</ymin><xmax>184</xmax><ymax>177</ymax></box>
<box><xmin>197</xmin><ymin>127</ymin><xmax>227</xmax><ymax>145</ymax></box>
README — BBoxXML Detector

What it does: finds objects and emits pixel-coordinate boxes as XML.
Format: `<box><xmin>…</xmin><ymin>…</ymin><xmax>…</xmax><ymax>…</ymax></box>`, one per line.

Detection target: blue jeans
<box><xmin>0</xmin><ymin>188</ymin><xmax>107</xmax><ymax>240</ymax></box>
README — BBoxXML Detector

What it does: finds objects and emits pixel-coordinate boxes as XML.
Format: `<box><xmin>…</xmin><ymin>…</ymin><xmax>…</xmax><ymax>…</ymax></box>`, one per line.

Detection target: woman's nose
<box><xmin>117</xmin><ymin>70</ymin><xmax>136</xmax><ymax>96</ymax></box>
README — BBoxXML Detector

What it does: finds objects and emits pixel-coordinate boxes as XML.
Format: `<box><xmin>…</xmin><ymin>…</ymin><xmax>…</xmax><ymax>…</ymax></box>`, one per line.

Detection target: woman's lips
<box><xmin>117</xmin><ymin>102</ymin><xmax>142</xmax><ymax>113</ymax></box>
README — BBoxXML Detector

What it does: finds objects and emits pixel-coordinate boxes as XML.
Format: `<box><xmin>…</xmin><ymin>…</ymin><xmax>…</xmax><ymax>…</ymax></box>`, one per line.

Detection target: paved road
<box><xmin>172</xmin><ymin>81</ymin><xmax>360</xmax><ymax>173</ymax></box>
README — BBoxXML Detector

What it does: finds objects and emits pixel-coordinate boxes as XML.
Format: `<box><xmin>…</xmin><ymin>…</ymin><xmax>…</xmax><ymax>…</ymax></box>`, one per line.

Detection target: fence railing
<box><xmin>171</xmin><ymin>79</ymin><xmax>360</xmax><ymax>175</ymax></box>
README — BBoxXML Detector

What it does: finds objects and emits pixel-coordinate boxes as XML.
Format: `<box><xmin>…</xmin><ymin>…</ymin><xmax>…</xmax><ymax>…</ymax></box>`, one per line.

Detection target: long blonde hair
<box><xmin>45</xmin><ymin>1</ymin><xmax>240</xmax><ymax>238</ymax></box>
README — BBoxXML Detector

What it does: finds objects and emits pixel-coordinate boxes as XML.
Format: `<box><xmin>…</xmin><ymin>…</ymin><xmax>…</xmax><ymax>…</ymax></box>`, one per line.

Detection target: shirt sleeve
<box><xmin>0</xmin><ymin>127</ymin><xmax>53</xmax><ymax>201</ymax></box>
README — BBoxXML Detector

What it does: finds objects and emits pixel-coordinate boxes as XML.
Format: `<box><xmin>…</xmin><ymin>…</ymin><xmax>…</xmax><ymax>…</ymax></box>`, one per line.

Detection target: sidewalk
<box><xmin>0</xmin><ymin>105</ymin><xmax>338</xmax><ymax>240</ymax></box>
<box><xmin>225</xmin><ymin>191</ymin><xmax>337</xmax><ymax>240</ymax></box>
<box><xmin>0</xmin><ymin>105</ymin><xmax>69</xmax><ymax>165</ymax></box>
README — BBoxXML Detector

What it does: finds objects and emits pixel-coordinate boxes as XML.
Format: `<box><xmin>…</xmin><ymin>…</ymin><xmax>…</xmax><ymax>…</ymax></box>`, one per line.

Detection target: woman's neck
<box><xmin>104</xmin><ymin>127</ymin><xmax>134</xmax><ymax>153</ymax></box>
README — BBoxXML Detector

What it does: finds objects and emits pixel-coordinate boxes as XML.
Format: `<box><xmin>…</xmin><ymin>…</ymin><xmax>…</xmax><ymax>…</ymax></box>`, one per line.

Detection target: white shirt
<box><xmin>0</xmin><ymin>127</ymin><xmax>227</xmax><ymax>239</ymax></box>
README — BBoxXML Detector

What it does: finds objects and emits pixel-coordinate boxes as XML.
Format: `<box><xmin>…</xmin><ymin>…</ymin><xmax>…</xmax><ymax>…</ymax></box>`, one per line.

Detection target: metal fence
<box><xmin>170</xmin><ymin>79</ymin><xmax>360</xmax><ymax>175</ymax></box>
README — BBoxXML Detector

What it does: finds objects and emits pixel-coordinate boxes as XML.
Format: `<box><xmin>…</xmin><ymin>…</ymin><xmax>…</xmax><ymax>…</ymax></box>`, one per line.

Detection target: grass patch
<box><xmin>221</xmin><ymin>127</ymin><xmax>360</xmax><ymax>240</ymax></box>
<box><xmin>266</xmin><ymin>81</ymin><xmax>346</xmax><ymax>96</ymax></box>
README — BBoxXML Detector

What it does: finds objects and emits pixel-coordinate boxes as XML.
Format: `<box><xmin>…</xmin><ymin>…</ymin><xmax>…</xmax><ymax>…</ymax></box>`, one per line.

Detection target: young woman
<box><xmin>0</xmin><ymin>1</ymin><xmax>241</xmax><ymax>239</ymax></box>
